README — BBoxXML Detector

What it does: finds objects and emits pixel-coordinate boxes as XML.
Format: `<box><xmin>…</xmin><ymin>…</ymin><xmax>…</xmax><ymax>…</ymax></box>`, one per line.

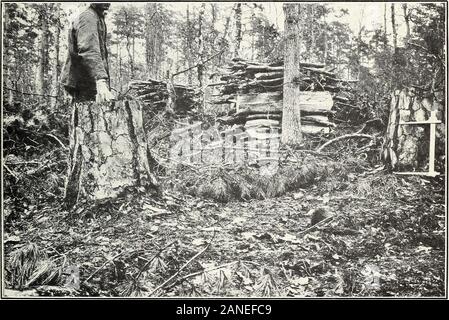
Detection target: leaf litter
<box><xmin>3</xmin><ymin>173</ymin><xmax>445</xmax><ymax>297</ymax></box>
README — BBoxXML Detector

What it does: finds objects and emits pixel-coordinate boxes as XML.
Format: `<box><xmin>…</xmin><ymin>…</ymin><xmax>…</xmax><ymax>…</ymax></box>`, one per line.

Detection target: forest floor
<box><xmin>3</xmin><ymin>170</ymin><xmax>446</xmax><ymax>297</ymax></box>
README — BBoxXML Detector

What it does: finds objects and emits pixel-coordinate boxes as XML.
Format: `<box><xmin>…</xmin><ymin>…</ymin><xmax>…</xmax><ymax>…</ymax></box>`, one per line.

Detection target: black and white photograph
<box><xmin>1</xmin><ymin>1</ymin><xmax>447</xmax><ymax>301</ymax></box>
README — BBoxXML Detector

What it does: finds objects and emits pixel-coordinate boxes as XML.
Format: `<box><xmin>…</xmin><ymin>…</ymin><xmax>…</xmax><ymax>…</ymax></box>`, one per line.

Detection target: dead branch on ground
<box><xmin>316</xmin><ymin>134</ymin><xmax>375</xmax><ymax>152</ymax></box>
<box><xmin>149</xmin><ymin>230</ymin><xmax>217</xmax><ymax>296</ymax></box>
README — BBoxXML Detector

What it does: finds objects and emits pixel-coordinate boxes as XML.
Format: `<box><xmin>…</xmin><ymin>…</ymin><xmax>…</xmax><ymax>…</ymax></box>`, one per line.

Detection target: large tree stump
<box><xmin>382</xmin><ymin>88</ymin><xmax>444</xmax><ymax>171</ymax></box>
<box><xmin>64</xmin><ymin>100</ymin><xmax>158</xmax><ymax>208</ymax></box>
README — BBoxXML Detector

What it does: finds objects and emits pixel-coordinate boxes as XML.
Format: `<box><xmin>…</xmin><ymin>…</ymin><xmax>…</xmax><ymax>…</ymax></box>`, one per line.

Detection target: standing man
<box><xmin>61</xmin><ymin>3</ymin><xmax>114</xmax><ymax>102</ymax></box>
<box><xmin>61</xmin><ymin>3</ymin><xmax>114</xmax><ymax>207</ymax></box>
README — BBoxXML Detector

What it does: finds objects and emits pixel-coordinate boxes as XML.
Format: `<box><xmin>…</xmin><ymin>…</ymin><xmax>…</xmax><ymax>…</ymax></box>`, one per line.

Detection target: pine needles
<box><xmin>198</xmin><ymin>176</ymin><xmax>232</xmax><ymax>202</ymax></box>
<box><xmin>169</xmin><ymin>155</ymin><xmax>346</xmax><ymax>202</ymax></box>
<box><xmin>7</xmin><ymin>243</ymin><xmax>61</xmax><ymax>289</ymax></box>
<box><xmin>350</xmin><ymin>173</ymin><xmax>401</xmax><ymax>199</ymax></box>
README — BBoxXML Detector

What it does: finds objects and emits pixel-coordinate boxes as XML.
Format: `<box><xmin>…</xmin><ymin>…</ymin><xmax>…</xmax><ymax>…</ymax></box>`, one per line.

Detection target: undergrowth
<box><xmin>166</xmin><ymin>154</ymin><xmax>366</xmax><ymax>202</ymax></box>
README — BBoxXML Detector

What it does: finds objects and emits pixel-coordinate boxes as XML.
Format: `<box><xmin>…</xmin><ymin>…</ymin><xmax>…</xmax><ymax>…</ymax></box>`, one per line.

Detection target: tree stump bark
<box><xmin>382</xmin><ymin>88</ymin><xmax>439</xmax><ymax>170</ymax></box>
<box><xmin>64</xmin><ymin>99</ymin><xmax>158</xmax><ymax>208</ymax></box>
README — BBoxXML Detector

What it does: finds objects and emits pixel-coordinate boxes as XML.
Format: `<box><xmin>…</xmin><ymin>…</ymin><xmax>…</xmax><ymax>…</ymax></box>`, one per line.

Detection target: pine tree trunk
<box><xmin>383</xmin><ymin>3</ymin><xmax>388</xmax><ymax>49</ymax></box>
<box><xmin>219</xmin><ymin>13</ymin><xmax>232</xmax><ymax>65</ymax></box>
<box><xmin>323</xmin><ymin>29</ymin><xmax>328</xmax><ymax>63</ymax></box>
<box><xmin>50</xmin><ymin>12</ymin><xmax>61</xmax><ymax>109</ymax></box>
<box><xmin>250</xmin><ymin>6</ymin><xmax>256</xmax><ymax>60</ymax></box>
<box><xmin>116</xmin><ymin>23</ymin><xmax>123</xmax><ymax>92</ymax></box>
<box><xmin>197</xmin><ymin>3</ymin><xmax>205</xmax><ymax>88</ymax></box>
<box><xmin>310</xmin><ymin>5</ymin><xmax>316</xmax><ymax>61</ymax></box>
<box><xmin>145</xmin><ymin>11</ymin><xmax>150</xmax><ymax>76</ymax></box>
<box><xmin>36</xmin><ymin>7</ymin><xmax>48</xmax><ymax>100</ymax></box>
<box><xmin>3</xmin><ymin>9</ymin><xmax>14</xmax><ymax>105</ymax></box>
<box><xmin>132</xmin><ymin>35</ymin><xmax>135</xmax><ymax>76</ymax></box>
<box><xmin>144</xmin><ymin>3</ymin><xmax>156</xmax><ymax>78</ymax></box>
<box><xmin>391</xmin><ymin>3</ymin><xmax>397</xmax><ymax>50</ymax></box>
<box><xmin>402</xmin><ymin>4</ymin><xmax>410</xmax><ymax>40</ymax></box>
<box><xmin>281</xmin><ymin>3</ymin><xmax>302</xmax><ymax>146</ymax></box>
<box><xmin>210</xmin><ymin>3</ymin><xmax>218</xmax><ymax>49</ymax></box>
<box><xmin>233</xmin><ymin>3</ymin><xmax>242</xmax><ymax>58</ymax></box>
<box><xmin>126</xmin><ymin>35</ymin><xmax>134</xmax><ymax>78</ymax></box>
<box><xmin>186</xmin><ymin>4</ymin><xmax>193</xmax><ymax>85</ymax></box>
<box><xmin>64</xmin><ymin>100</ymin><xmax>158</xmax><ymax>209</ymax></box>
<box><xmin>157</xmin><ymin>36</ymin><xmax>163</xmax><ymax>79</ymax></box>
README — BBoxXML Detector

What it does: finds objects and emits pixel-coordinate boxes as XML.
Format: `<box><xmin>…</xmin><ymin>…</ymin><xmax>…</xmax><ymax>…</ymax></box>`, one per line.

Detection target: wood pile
<box><xmin>208</xmin><ymin>58</ymin><xmax>356</xmax><ymax>134</ymax></box>
<box><xmin>128</xmin><ymin>79</ymin><xmax>199</xmax><ymax>115</ymax></box>
<box><xmin>214</xmin><ymin>57</ymin><xmax>355</xmax><ymax>97</ymax></box>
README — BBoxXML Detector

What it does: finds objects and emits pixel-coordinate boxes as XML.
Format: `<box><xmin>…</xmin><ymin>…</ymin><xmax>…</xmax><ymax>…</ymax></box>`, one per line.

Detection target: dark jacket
<box><xmin>61</xmin><ymin>7</ymin><xmax>110</xmax><ymax>100</ymax></box>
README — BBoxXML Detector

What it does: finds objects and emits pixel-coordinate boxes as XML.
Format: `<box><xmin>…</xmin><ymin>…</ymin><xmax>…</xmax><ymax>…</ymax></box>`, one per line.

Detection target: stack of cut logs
<box><xmin>208</xmin><ymin>58</ymin><xmax>356</xmax><ymax>134</ymax></box>
<box><xmin>128</xmin><ymin>78</ymin><xmax>199</xmax><ymax>115</ymax></box>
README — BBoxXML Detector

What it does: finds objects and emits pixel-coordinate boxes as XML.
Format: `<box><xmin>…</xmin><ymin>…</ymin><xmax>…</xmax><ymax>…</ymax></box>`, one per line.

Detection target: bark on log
<box><xmin>234</xmin><ymin>108</ymin><xmax>332</xmax><ymax>117</ymax></box>
<box><xmin>237</xmin><ymin>102</ymin><xmax>282</xmax><ymax>114</ymax></box>
<box><xmin>238</xmin><ymin>92</ymin><xmax>283</xmax><ymax>104</ymax></box>
<box><xmin>245</xmin><ymin>119</ymin><xmax>280</xmax><ymax>128</ymax></box>
<box><xmin>298</xmin><ymin>91</ymin><xmax>333</xmax><ymax>112</ymax></box>
<box><xmin>245</xmin><ymin>65</ymin><xmax>284</xmax><ymax>73</ymax></box>
<box><xmin>252</xmin><ymin>77</ymin><xmax>284</xmax><ymax>86</ymax></box>
<box><xmin>301</xmin><ymin>115</ymin><xmax>336</xmax><ymax>127</ymax></box>
<box><xmin>218</xmin><ymin>111</ymin><xmax>334</xmax><ymax>126</ymax></box>
<box><xmin>254</xmin><ymin>72</ymin><xmax>284</xmax><ymax>80</ymax></box>
<box><xmin>302</xmin><ymin>66</ymin><xmax>336</xmax><ymax>77</ymax></box>
<box><xmin>302</xmin><ymin>125</ymin><xmax>331</xmax><ymax>135</ymax></box>
<box><xmin>64</xmin><ymin>100</ymin><xmax>158</xmax><ymax>208</ymax></box>
<box><xmin>246</xmin><ymin>114</ymin><xmax>282</xmax><ymax>121</ymax></box>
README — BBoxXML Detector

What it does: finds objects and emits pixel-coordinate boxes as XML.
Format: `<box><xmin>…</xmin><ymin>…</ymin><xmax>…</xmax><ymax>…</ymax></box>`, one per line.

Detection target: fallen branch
<box><xmin>82</xmin><ymin>250</ymin><xmax>129</xmax><ymax>285</ymax></box>
<box><xmin>149</xmin><ymin>230</ymin><xmax>216</xmax><ymax>296</ymax></box>
<box><xmin>167</xmin><ymin>261</ymin><xmax>239</xmax><ymax>289</ymax></box>
<box><xmin>355</xmin><ymin>118</ymin><xmax>383</xmax><ymax>134</ymax></box>
<box><xmin>298</xmin><ymin>215</ymin><xmax>335</xmax><ymax>237</ymax></box>
<box><xmin>6</xmin><ymin>160</ymin><xmax>42</xmax><ymax>165</ymax></box>
<box><xmin>46</xmin><ymin>134</ymin><xmax>68</xmax><ymax>150</ymax></box>
<box><xmin>335</xmin><ymin>101</ymin><xmax>359</xmax><ymax>109</ymax></box>
<box><xmin>316</xmin><ymin>134</ymin><xmax>375</xmax><ymax>152</ymax></box>
<box><xmin>3</xmin><ymin>163</ymin><xmax>19</xmax><ymax>180</ymax></box>
<box><xmin>133</xmin><ymin>240</ymin><xmax>178</xmax><ymax>285</ymax></box>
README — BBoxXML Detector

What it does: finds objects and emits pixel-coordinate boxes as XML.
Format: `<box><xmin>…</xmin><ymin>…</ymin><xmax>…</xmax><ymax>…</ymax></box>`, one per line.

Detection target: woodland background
<box><xmin>2</xmin><ymin>2</ymin><xmax>446</xmax><ymax>297</ymax></box>
<box><xmin>3</xmin><ymin>2</ymin><xmax>445</xmax><ymax>112</ymax></box>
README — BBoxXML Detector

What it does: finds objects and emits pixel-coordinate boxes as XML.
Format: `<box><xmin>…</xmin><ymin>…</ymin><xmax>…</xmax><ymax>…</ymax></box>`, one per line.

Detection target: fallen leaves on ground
<box><xmin>3</xmin><ymin>174</ymin><xmax>445</xmax><ymax>297</ymax></box>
